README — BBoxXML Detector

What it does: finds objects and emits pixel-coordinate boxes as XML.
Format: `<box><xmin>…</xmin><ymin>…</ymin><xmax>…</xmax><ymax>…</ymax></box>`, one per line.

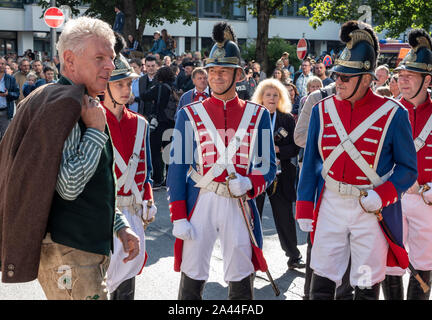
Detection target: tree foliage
<box><xmin>224</xmin><ymin>0</ymin><xmax>293</xmax><ymax>73</ymax></box>
<box><xmin>38</xmin><ymin>0</ymin><xmax>195</xmax><ymax>46</ymax></box>
<box><xmin>241</xmin><ymin>37</ymin><xmax>300</xmax><ymax>72</ymax></box>
<box><xmin>299</xmin><ymin>0</ymin><xmax>432</xmax><ymax>38</ymax></box>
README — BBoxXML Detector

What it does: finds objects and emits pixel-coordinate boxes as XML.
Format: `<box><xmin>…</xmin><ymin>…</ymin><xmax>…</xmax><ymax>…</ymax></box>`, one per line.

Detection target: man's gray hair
<box><xmin>57</xmin><ymin>16</ymin><xmax>115</xmax><ymax>71</ymax></box>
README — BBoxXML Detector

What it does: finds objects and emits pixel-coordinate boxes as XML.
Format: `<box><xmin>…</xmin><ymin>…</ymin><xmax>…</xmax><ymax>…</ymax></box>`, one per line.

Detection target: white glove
<box><xmin>149</xmin><ymin>117</ymin><xmax>158</xmax><ymax>131</ymax></box>
<box><xmin>297</xmin><ymin>219</ymin><xmax>313</xmax><ymax>232</ymax></box>
<box><xmin>172</xmin><ymin>218</ymin><xmax>195</xmax><ymax>241</ymax></box>
<box><xmin>142</xmin><ymin>200</ymin><xmax>157</xmax><ymax>220</ymax></box>
<box><xmin>423</xmin><ymin>182</ymin><xmax>432</xmax><ymax>202</ymax></box>
<box><xmin>227</xmin><ymin>173</ymin><xmax>253</xmax><ymax>197</ymax></box>
<box><xmin>360</xmin><ymin>190</ymin><xmax>382</xmax><ymax>212</ymax></box>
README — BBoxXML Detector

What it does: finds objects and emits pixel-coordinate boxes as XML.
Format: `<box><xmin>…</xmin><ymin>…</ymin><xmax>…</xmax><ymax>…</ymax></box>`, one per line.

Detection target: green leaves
<box><xmin>302</xmin><ymin>0</ymin><xmax>432</xmax><ymax>38</ymax></box>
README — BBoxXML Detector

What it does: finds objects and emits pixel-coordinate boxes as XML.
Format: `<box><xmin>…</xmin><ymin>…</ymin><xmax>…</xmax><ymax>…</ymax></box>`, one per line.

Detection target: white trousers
<box><xmin>311</xmin><ymin>188</ymin><xmax>388</xmax><ymax>288</ymax></box>
<box><xmin>181</xmin><ymin>190</ymin><xmax>254</xmax><ymax>283</ymax></box>
<box><xmin>106</xmin><ymin>205</ymin><xmax>146</xmax><ymax>293</ymax></box>
<box><xmin>402</xmin><ymin>194</ymin><xmax>432</xmax><ymax>271</ymax></box>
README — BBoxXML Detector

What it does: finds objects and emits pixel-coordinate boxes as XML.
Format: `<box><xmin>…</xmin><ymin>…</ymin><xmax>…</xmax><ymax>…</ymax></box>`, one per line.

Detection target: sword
<box><xmin>420</xmin><ymin>184</ymin><xmax>432</xmax><ymax>206</ymax></box>
<box><xmin>227</xmin><ymin>173</ymin><xmax>280</xmax><ymax>296</ymax></box>
<box><xmin>142</xmin><ymin>199</ymin><xmax>155</xmax><ymax>230</ymax></box>
<box><xmin>359</xmin><ymin>191</ymin><xmax>430</xmax><ymax>293</ymax></box>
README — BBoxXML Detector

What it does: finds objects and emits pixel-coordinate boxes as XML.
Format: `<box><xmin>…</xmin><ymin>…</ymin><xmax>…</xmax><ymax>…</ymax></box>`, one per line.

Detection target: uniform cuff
<box><xmin>169</xmin><ymin>200</ymin><xmax>187</xmax><ymax>222</ymax></box>
<box><xmin>295</xmin><ymin>200</ymin><xmax>314</xmax><ymax>220</ymax></box>
<box><xmin>374</xmin><ymin>181</ymin><xmax>398</xmax><ymax>207</ymax></box>
<box><xmin>247</xmin><ymin>170</ymin><xmax>267</xmax><ymax>199</ymax></box>
<box><xmin>143</xmin><ymin>182</ymin><xmax>153</xmax><ymax>201</ymax></box>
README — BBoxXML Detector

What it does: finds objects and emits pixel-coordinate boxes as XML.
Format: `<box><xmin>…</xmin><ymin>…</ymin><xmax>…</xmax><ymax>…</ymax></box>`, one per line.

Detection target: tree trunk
<box><xmin>122</xmin><ymin>0</ymin><xmax>137</xmax><ymax>40</ymax></box>
<box><xmin>255</xmin><ymin>0</ymin><xmax>270</xmax><ymax>74</ymax></box>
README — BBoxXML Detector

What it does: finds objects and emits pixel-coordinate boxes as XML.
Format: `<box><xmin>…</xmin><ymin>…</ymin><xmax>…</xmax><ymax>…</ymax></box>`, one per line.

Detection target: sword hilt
<box><xmin>420</xmin><ymin>184</ymin><xmax>432</xmax><ymax>206</ymax></box>
<box><xmin>409</xmin><ymin>265</ymin><xmax>431</xmax><ymax>293</ymax></box>
<box><xmin>142</xmin><ymin>199</ymin><xmax>155</xmax><ymax>230</ymax></box>
<box><xmin>226</xmin><ymin>172</ymin><xmax>247</xmax><ymax>199</ymax></box>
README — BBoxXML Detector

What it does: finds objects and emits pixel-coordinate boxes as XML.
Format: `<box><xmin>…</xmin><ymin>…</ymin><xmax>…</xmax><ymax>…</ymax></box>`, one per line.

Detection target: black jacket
<box><xmin>272</xmin><ymin>110</ymin><xmax>300</xmax><ymax>202</ymax></box>
<box><xmin>140</xmin><ymin>81</ymin><xmax>174</xmax><ymax>125</ymax></box>
<box><xmin>137</xmin><ymin>74</ymin><xmax>156</xmax><ymax>119</ymax></box>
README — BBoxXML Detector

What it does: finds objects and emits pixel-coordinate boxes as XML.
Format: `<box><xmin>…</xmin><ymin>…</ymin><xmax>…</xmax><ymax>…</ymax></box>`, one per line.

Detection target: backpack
<box><xmin>157</xmin><ymin>83</ymin><xmax>178</xmax><ymax>121</ymax></box>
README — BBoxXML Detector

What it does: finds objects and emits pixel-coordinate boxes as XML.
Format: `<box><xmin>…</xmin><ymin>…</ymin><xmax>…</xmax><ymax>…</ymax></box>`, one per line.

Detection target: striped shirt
<box><xmin>56</xmin><ymin>123</ymin><xmax>129</xmax><ymax>233</ymax></box>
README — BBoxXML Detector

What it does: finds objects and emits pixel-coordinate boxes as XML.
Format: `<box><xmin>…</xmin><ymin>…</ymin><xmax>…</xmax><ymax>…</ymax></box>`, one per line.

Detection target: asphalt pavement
<box><xmin>0</xmin><ymin>187</ymin><xmax>424</xmax><ymax>300</ymax></box>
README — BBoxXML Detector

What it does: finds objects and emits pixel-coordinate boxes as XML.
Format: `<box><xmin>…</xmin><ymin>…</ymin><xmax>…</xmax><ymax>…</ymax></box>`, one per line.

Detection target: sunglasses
<box><xmin>332</xmin><ymin>73</ymin><xmax>362</xmax><ymax>83</ymax></box>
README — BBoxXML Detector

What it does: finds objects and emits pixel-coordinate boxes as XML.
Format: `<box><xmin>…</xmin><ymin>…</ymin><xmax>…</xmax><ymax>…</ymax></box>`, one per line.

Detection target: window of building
<box><xmin>203</xmin><ymin>0</ymin><xmax>222</xmax><ymax>18</ymax></box>
<box><xmin>185</xmin><ymin>37</ymin><xmax>192</xmax><ymax>52</ymax></box>
<box><xmin>0</xmin><ymin>0</ymin><xmax>24</xmax><ymax>8</ymax></box>
<box><xmin>231</xmin><ymin>1</ymin><xmax>246</xmax><ymax>20</ymax></box>
<box><xmin>0</xmin><ymin>31</ymin><xmax>17</xmax><ymax>56</ymax></box>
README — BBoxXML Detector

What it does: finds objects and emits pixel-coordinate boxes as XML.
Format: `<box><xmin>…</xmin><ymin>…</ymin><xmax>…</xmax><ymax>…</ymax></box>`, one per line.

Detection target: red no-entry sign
<box><xmin>44</xmin><ymin>7</ymin><xmax>65</xmax><ymax>29</ymax></box>
<box><xmin>297</xmin><ymin>38</ymin><xmax>308</xmax><ymax>60</ymax></box>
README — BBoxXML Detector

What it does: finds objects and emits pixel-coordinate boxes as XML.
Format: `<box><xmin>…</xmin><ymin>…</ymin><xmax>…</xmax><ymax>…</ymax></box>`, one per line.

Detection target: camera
<box><xmin>274</xmin><ymin>127</ymin><xmax>288</xmax><ymax>142</ymax></box>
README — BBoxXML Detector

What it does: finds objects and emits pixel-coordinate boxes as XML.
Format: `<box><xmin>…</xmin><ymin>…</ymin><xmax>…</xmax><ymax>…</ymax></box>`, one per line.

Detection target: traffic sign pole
<box><xmin>44</xmin><ymin>4</ymin><xmax>66</xmax><ymax>59</ymax></box>
<box><xmin>50</xmin><ymin>0</ymin><xmax>56</xmax><ymax>60</ymax></box>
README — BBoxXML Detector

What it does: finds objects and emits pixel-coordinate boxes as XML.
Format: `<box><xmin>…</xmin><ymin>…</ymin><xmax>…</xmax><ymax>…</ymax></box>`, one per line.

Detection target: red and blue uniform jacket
<box><xmin>104</xmin><ymin>104</ymin><xmax>153</xmax><ymax>272</ymax></box>
<box><xmin>296</xmin><ymin>89</ymin><xmax>418</xmax><ymax>268</ymax></box>
<box><xmin>167</xmin><ymin>95</ymin><xmax>277</xmax><ymax>272</ymax></box>
<box><xmin>400</xmin><ymin>94</ymin><xmax>432</xmax><ymax>186</ymax></box>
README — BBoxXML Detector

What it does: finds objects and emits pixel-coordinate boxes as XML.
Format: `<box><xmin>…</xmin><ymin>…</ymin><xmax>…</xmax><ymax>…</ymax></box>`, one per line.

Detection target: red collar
<box><xmin>400</xmin><ymin>93</ymin><xmax>432</xmax><ymax>111</ymax></box>
<box><xmin>207</xmin><ymin>94</ymin><xmax>240</xmax><ymax>108</ymax></box>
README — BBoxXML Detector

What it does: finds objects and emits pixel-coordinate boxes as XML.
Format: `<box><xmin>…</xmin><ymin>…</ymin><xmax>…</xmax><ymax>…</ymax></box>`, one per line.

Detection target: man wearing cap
<box><xmin>295</xmin><ymin>20</ymin><xmax>417</xmax><ymax>300</ymax></box>
<box><xmin>150</xmin><ymin>31</ymin><xmax>166</xmax><ymax>56</ymax></box>
<box><xmin>167</xmin><ymin>22</ymin><xmax>276</xmax><ymax>300</ymax></box>
<box><xmin>102</xmin><ymin>49</ymin><xmax>157</xmax><ymax>300</ymax></box>
<box><xmin>281</xmin><ymin>52</ymin><xmax>294</xmax><ymax>81</ymax></box>
<box><xmin>382</xmin><ymin>29</ymin><xmax>432</xmax><ymax>300</ymax></box>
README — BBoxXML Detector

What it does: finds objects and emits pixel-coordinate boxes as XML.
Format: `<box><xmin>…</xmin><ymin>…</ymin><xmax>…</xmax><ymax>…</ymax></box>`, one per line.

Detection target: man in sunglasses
<box><xmin>295</xmin><ymin>20</ymin><xmax>417</xmax><ymax>300</ymax></box>
<box><xmin>383</xmin><ymin>28</ymin><xmax>432</xmax><ymax>300</ymax></box>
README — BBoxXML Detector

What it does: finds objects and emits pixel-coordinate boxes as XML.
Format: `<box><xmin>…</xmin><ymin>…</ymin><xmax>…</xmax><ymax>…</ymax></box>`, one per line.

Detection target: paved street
<box><xmin>0</xmin><ymin>187</ymin><xmax>423</xmax><ymax>300</ymax></box>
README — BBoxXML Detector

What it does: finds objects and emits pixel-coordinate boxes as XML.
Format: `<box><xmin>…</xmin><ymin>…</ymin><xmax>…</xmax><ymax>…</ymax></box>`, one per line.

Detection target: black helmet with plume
<box><xmin>395</xmin><ymin>28</ymin><xmax>432</xmax><ymax>75</ymax></box>
<box><xmin>331</xmin><ymin>20</ymin><xmax>379</xmax><ymax>78</ymax></box>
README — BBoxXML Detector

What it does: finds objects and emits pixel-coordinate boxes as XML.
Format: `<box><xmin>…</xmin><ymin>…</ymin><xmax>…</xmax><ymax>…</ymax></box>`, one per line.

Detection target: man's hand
<box><xmin>297</xmin><ymin>219</ymin><xmax>313</xmax><ymax>232</ymax></box>
<box><xmin>81</xmin><ymin>94</ymin><xmax>106</xmax><ymax>132</ymax></box>
<box><xmin>117</xmin><ymin>227</ymin><xmax>140</xmax><ymax>263</ymax></box>
<box><xmin>407</xmin><ymin>181</ymin><xmax>420</xmax><ymax>194</ymax></box>
<box><xmin>227</xmin><ymin>173</ymin><xmax>252</xmax><ymax>197</ymax></box>
<box><xmin>422</xmin><ymin>182</ymin><xmax>432</xmax><ymax>203</ymax></box>
<box><xmin>360</xmin><ymin>190</ymin><xmax>382</xmax><ymax>212</ymax></box>
<box><xmin>172</xmin><ymin>218</ymin><xmax>195</xmax><ymax>241</ymax></box>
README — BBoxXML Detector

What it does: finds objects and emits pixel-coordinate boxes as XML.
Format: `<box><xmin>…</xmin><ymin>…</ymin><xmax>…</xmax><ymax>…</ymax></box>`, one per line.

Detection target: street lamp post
<box><xmin>196</xmin><ymin>0</ymin><xmax>199</xmax><ymax>52</ymax></box>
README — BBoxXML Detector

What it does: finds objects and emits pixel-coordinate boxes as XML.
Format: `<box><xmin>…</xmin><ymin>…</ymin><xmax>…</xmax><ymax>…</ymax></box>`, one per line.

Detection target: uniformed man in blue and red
<box><xmin>166</xmin><ymin>22</ymin><xmax>276</xmax><ymax>300</ymax></box>
<box><xmin>101</xmin><ymin>34</ymin><xmax>157</xmax><ymax>300</ymax></box>
<box><xmin>295</xmin><ymin>20</ymin><xmax>418</xmax><ymax>300</ymax></box>
<box><xmin>382</xmin><ymin>29</ymin><xmax>432</xmax><ymax>300</ymax></box>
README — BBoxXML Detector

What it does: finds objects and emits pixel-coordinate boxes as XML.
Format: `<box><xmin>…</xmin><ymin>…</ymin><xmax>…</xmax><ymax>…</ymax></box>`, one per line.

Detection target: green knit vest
<box><xmin>47</xmin><ymin>77</ymin><xmax>116</xmax><ymax>255</ymax></box>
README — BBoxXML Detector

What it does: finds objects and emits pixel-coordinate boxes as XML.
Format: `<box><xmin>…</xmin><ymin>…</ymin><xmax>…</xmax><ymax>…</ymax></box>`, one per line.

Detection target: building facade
<box><xmin>0</xmin><ymin>0</ymin><xmax>342</xmax><ymax>59</ymax></box>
